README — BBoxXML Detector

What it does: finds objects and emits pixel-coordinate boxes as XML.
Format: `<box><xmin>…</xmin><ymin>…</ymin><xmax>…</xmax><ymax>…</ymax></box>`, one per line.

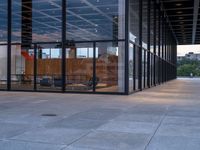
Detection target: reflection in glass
<box><xmin>129</xmin><ymin>43</ymin><xmax>134</xmax><ymax>92</ymax></box>
<box><xmin>32</xmin><ymin>0</ymin><xmax>62</xmax><ymax>43</ymax></box>
<box><xmin>66</xmin><ymin>0</ymin><xmax>125</xmax><ymax>41</ymax></box>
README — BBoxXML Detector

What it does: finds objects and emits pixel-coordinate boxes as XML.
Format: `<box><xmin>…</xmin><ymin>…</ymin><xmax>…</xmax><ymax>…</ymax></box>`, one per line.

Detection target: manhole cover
<box><xmin>41</xmin><ymin>114</ymin><xmax>57</xmax><ymax>117</ymax></box>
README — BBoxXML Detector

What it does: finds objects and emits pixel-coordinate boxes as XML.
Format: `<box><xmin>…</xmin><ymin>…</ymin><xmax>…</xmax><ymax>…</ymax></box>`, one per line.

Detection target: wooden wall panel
<box><xmin>25</xmin><ymin>57</ymin><xmax>118</xmax><ymax>86</ymax></box>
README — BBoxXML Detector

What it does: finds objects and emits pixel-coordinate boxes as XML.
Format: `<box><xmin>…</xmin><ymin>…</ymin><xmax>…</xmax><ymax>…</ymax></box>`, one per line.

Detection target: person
<box><xmin>190</xmin><ymin>73</ymin><xmax>193</xmax><ymax>78</ymax></box>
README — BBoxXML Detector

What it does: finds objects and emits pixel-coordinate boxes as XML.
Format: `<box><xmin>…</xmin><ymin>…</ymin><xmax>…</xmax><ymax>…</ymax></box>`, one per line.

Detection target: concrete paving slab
<box><xmin>97</xmin><ymin>120</ymin><xmax>158</xmax><ymax>134</ymax></box>
<box><xmin>157</xmin><ymin>124</ymin><xmax>200</xmax><ymax>138</ymax></box>
<box><xmin>47</xmin><ymin>117</ymin><xmax>107</xmax><ymax>130</ymax></box>
<box><xmin>61</xmin><ymin>108</ymin><xmax>121</xmax><ymax>121</ymax></box>
<box><xmin>68</xmin><ymin>131</ymin><xmax>151</xmax><ymax>150</ymax></box>
<box><xmin>0</xmin><ymin>123</ymin><xmax>31</xmax><ymax>139</ymax></box>
<box><xmin>0</xmin><ymin>140</ymin><xmax>66</xmax><ymax>150</ymax></box>
<box><xmin>125</xmin><ymin>104</ymin><xmax>168</xmax><ymax>115</ymax></box>
<box><xmin>146</xmin><ymin>135</ymin><xmax>200</xmax><ymax>150</ymax></box>
<box><xmin>0</xmin><ymin>78</ymin><xmax>199</xmax><ymax>149</ymax></box>
<box><xmin>162</xmin><ymin>116</ymin><xmax>200</xmax><ymax>126</ymax></box>
<box><xmin>11</xmin><ymin>128</ymin><xmax>90</xmax><ymax>145</ymax></box>
<box><xmin>114</xmin><ymin>114</ymin><xmax>162</xmax><ymax>123</ymax></box>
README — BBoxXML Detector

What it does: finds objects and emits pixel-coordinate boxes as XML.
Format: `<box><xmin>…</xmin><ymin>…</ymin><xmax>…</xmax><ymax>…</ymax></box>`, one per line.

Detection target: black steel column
<box><xmin>147</xmin><ymin>0</ymin><xmax>151</xmax><ymax>88</ymax></box>
<box><xmin>62</xmin><ymin>0</ymin><xmax>66</xmax><ymax>92</ymax></box>
<box><xmin>21</xmin><ymin>0</ymin><xmax>32</xmax><ymax>50</ymax></box>
<box><xmin>125</xmin><ymin>0</ymin><xmax>129</xmax><ymax>94</ymax></box>
<box><xmin>34</xmin><ymin>44</ymin><xmax>37</xmax><ymax>90</ymax></box>
<box><xmin>93</xmin><ymin>42</ymin><xmax>96</xmax><ymax>92</ymax></box>
<box><xmin>153</xmin><ymin>1</ymin><xmax>156</xmax><ymax>85</ymax></box>
<box><xmin>158</xmin><ymin>4</ymin><xmax>161</xmax><ymax>84</ymax></box>
<box><xmin>138</xmin><ymin>0</ymin><xmax>143</xmax><ymax>90</ymax></box>
<box><xmin>7</xmin><ymin>0</ymin><xmax>12</xmax><ymax>91</ymax></box>
<box><xmin>162</xmin><ymin>13</ymin><xmax>164</xmax><ymax>83</ymax></box>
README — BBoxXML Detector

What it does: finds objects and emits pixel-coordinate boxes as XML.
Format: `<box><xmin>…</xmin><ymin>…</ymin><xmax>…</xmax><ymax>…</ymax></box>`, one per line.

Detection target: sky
<box><xmin>177</xmin><ymin>45</ymin><xmax>200</xmax><ymax>56</ymax></box>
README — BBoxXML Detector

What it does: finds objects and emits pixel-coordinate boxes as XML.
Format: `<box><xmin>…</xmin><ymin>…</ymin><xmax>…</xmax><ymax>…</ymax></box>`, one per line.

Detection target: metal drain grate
<box><xmin>41</xmin><ymin>114</ymin><xmax>57</xmax><ymax>117</ymax></box>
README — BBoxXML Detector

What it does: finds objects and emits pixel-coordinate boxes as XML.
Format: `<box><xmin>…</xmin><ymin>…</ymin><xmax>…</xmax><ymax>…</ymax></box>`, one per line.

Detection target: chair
<box><xmin>40</xmin><ymin>77</ymin><xmax>52</xmax><ymax>87</ymax></box>
<box><xmin>54</xmin><ymin>78</ymin><xmax>62</xmax><ymax>87</ymax></box>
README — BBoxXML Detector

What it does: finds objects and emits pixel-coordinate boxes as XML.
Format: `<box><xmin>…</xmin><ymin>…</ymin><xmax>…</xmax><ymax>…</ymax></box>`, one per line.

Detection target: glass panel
<box><xmin>36</xmin><ymin>44</ymin><xmax>62</xmax><ymax>91</ymax></box>
<box><xmin>150</xmin><ymin>0</ymin><xmax>154</xmax><ymax>53</ymax></box>
<box><xmin>150</xmin><ymin>53</ymin><xmax>152</xmax><ymax>86</ymax></box>
<box><xmin>11</xmin><ymin>45</ymin><xmax>34</xmax><ymax>90</ymax></box>
<box><xmin>155</xmin><ymin>56</ymin><xmax>159</xmax><ymax>84</ymax></box>
<box><xmin>11</xmin><ymin>0</ymin><xmax>34</xmax><ymax>90</ymax></box>
<box><xmin>129</xmin><ymin>0</ymin><xmax>140</xmax><ymax>45</ymax></box>
<box><xmin>142</xmin><ymin>50</ymin><xmax>145</xmax><ymax>89</ymax></box>
<box><xmin>142</xmin><ymin>0</ymin><xmax>148</xmax><ymax>49</ymax></box>
<box><xmin>129</xmin><ymin>43</ymin><xmax>134</xmax><ymax>92</ymax></box>
<box><xmin>135</xmin><ymin>46</ymin><xmax>139</xmax><ymax>90</ymax></box>
<box><xmin>145</xmin><ymin>50</ymin><xmax>148</xmax><ymax>87</ymax></box>
<box><xmin>156</xmin><ymin>7</ymin><xmax>159</xmax><ymax>56</ymax></box>
<box><xmin>96</xmin><ymin>41</ymin><xmax>125</xmax><ymax>92</ymax></box>
<box><xmin>0</xmin><ymin>0</ymin><xmax>7</xmax><ymax>89</ymax></box>
<box><xmin>32</xmin><ymin>0</ymin><xmax>62</xmax><ymax>43</ymax></box>
<box><xmin>66</xmin><ymin>0</ymin><xmax>125</xmax><ymax>41</ymax></box>
<box><xmin>65</xmin><ymin>43</ymin><xmax>93</xmax><ymax>92</ymax></box>
<box><xmin>152</xmin><ymin>54</ymin><xmax>155</xmax><ymax>85</ymax></box>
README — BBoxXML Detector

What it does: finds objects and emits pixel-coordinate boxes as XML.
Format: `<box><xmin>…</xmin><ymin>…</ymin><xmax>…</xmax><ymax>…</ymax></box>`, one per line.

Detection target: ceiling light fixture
<box><xmin>176</xmin><ymin>3</ymin><xmax>182</xmax><ymax>6</ymax></box>
<box><xmin>177</xmin><ymin>11</ymin><xmax>183</xmax><ymax>14</ymax></box>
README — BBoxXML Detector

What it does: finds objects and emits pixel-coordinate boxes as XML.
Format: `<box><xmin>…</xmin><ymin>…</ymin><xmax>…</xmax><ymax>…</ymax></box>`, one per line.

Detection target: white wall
<box><xmin>0</xmin><ymin>45</ymin><xmax>7</xmax><ymax>80</ymax></box>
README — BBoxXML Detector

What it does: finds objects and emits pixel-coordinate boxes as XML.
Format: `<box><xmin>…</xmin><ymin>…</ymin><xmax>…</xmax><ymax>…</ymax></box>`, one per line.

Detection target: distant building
<box><xmin>178</xmin><ymin>52</ymin><xmax>200</xmax><ymax>61</ymax></box>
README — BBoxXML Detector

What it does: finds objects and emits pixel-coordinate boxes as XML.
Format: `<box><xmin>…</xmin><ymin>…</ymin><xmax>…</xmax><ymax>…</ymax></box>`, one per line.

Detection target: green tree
<box><xmin>177</xmin><ymin>59</ymin><xmax>200</xmax><ymax>77</ymax></box>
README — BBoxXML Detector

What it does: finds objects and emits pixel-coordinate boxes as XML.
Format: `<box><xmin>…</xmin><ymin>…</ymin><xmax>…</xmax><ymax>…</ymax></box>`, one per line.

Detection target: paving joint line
<box><xmin>66</xmin><ymin>130</ymin><xmax>93</xmax><ymax>147</ymax></box>
<box><xmin>144</xmin><ymin>110</ymin><xmax>168</xmax><ymax>150</ymax></box>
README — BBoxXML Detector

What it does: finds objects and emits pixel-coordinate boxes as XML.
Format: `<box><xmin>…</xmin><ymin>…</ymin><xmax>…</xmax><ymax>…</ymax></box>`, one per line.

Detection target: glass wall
<box><xmin>0</xmin><ymin>0</ymin><xmax>7</xmax><ymax>89</ymax></box>
<box><xmin>1</xmin><ymin>0</ymin><xmax>178</xmax><ymax>94</ymax></box>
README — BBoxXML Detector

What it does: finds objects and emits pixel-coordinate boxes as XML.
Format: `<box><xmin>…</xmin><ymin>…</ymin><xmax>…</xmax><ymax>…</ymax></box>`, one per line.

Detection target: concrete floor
<box><xmin>0</xmin><ymin>78</ymin><xmax>200</xmax><ymax>150</ymax></box>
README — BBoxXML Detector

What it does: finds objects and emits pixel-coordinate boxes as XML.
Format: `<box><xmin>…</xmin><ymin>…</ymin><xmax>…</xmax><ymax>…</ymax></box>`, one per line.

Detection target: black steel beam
<box><xmin>192</xmin><ymin>0</ymin><xmax>200</xmax><ymax>43</ymax></box>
